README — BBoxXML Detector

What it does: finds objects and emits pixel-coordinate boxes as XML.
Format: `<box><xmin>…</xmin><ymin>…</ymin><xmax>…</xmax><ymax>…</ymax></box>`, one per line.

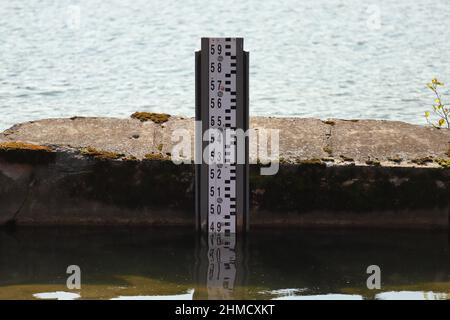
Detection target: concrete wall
<box><xmin>0</xmin><ymin>116</ymin><xmax>449</xmax><ymax>228</ymax></box>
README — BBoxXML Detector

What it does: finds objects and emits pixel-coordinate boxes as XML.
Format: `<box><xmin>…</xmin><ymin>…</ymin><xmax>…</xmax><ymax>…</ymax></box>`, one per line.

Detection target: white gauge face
<box><xmin>208</xmin><ymin>38</ymin><xmax>237</xmax><ymax>234</ymax></box>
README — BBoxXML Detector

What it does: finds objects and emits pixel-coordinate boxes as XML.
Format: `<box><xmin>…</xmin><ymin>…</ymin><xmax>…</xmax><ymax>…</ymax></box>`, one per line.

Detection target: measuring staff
<box><xmin>195</xmin><ymin>38</ymin><xmax>249</xmax><ymax>234</ymax></box>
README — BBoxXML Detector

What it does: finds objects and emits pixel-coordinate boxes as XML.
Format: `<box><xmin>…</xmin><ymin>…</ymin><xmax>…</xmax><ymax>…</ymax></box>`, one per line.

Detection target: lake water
<box><xmin>1</xmin><ymin>0</ymin><xmax>450</xmax><ymax>131</ymax></box>
<box><xmin>0</xmin><ymin>227</ymin><xmax>448</xmax><ymax>300</ymax></box>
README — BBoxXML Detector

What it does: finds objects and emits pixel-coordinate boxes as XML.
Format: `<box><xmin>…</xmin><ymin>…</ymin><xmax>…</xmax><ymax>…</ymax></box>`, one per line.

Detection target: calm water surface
<box><xmin>1</xmin><ymin>0</ymin><xmax>450</xmax><ymax>130</ymax></box>
<box><xmin>0</xmin><ymin>227</ymin><xmax>448</xmax><ymax>300</ymax></box>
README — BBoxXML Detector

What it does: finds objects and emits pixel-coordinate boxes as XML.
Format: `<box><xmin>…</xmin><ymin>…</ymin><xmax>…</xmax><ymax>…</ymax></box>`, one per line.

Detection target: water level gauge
<box><xmin>195</xmin><ymin>38</ymin><xmax>249</xmax><ymax>234</ymax></box>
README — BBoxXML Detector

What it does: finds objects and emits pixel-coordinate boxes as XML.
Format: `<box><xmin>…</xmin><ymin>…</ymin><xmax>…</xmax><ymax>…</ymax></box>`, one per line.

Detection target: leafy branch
<box><xmin>424</xmin><ymin>78</ymin><xmax>449</xmax><ymax>129</ymax></box>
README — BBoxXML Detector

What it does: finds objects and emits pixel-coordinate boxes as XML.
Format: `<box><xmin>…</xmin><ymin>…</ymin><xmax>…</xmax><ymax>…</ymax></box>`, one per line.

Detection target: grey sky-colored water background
<box><xmin>1</xmin><ymin>0</ymin><xmax>450</xmax><ymax>131</ymax></box>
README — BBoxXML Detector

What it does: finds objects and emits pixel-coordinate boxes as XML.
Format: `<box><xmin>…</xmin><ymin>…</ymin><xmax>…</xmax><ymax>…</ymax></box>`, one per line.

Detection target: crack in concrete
<box><xmin>323</xmin><ymin>123</ymin><xmax>334</xmax><ymax>157</ymax></box>
<box><xmin>8</xmin><ymin>176</ymin><xmax>35</xmax><ymax>226</ymax></box>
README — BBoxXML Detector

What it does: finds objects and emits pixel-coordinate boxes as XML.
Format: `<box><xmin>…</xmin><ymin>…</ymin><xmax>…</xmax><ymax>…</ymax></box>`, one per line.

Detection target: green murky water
<box><xmin>0</xmin><ymin>227</ymin><xmax>448</xmax><ymax>300</ymax></box>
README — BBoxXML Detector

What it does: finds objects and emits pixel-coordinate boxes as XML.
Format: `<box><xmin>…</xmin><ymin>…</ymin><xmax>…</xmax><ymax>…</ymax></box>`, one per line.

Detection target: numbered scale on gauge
<box><xmin>195</xmin><ymin>38</ymin><xmax>249</xmax><ymax>234</ymax></box>
<box><xmin>209</xmin><ymin>38</ymin><xmax>237</xmax><ymax>234</ymax></box>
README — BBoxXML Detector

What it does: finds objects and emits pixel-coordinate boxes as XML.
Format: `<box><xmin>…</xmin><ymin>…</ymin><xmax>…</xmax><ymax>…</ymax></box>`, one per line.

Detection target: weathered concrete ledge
<box><xmin>0</xmin><ymin>115</ymin><xmax>449</xmax><ymax>228</ymax></box>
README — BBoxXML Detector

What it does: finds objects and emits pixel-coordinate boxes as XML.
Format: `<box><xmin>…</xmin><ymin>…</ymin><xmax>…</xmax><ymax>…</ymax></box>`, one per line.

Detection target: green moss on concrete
<box><xmin>1</xmin><ymin>128</ymin><xmax>16</xmax><ymax>136</ymax></box>
<box><xmin>80</xmin><ymin>147</ymin><xmax>124</xmax><ymax>160</ymax></box>
<box><xmin>0</xmin><ymin>141</ymin><xmax>55</xmax><ymax>164</ymax></box>
<box><xmin>322</xmin><ymin>120</ymin><xmax>335</xmax><ymax>126</ymax></box>
<box><xmin>387</xmin><ymin>156</ymin><xmax>403</xmax><ymax>164</ymax></box>
<box><xmin>249</xmin><ymin>164</ymin><xmax>449</xmax><ymax>214</ymax></box>
<box><xmin>435</xmin><ymin>158</ymin><xmax>450</xmax><ymax>168</ymax></box>
<box><xmin>323</xmin><ymin>146</ymin><xmax>333</xmax><ymax>155</ymax></box>
<box><xmin>0</xmin><ymin>141</ymin><xmax>52</xmax><ymax>152</ymax></box>
<box><xmin>131</xmin><ymin>112</ymin><xmax>171</xmax><ymax>124</ymax></box>
<box><xmin>65</xmin><ymin>157</ymin><xmax>194</xmax><ymax>211</ymax></box>
<box><xmin>144</xmin><ymin>152</ymin><xmax>171</xmax><ymax>161</ymax></box>
<box><xmin>411</xmin><ymin>156</ymin><xmax>434</xmax><ymax>165</ymax></box>
<box><xmin>340</xmin><ymin>155</ymin><xmax>354</xmax><ymax>162</ymax></box>
<box><xmin>365</xmin><ymin>159</ymin><xmax>381</xmax><ymax>166</ymax></box>
<box><xmin>123</xmin><ymin>155</ymin><xmax>138</xmax><ymax>162</ymax></box>
<box><xmin>295</xmin><ymin>158</ymin><xmax>324</xmax><ymax>166</ymax></box>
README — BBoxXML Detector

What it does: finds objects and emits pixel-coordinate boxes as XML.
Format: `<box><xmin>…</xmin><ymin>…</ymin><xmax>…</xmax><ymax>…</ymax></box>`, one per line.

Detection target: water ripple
<box><xmin>1</xmin><ymin>0</ymin><xmax>449</xmax><ymax>130</ymax></box>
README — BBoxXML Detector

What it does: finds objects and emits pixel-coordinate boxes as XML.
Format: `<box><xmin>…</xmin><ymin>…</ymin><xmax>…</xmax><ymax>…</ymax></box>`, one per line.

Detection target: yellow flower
<box><xmin>438</xmin><ymin>118</ymin><xmax>445</xmax><ymax>126</ymax></box>
<box><xmin>431</xmin><ymin>78</ymin><xmax>444</xmax><ymax>86</ymax></box>
<box><xmin>425</xmin><ymin>111</ymin><xmax>430</xmax><ymax>118</ymax></box>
